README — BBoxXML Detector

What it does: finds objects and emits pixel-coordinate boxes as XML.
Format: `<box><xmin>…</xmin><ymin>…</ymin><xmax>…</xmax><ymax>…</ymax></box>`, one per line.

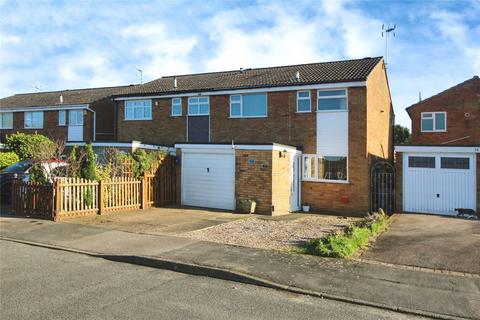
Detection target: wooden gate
<box><xmin>145</xmin><ymin>156</ymin><xmax>177</xmax><ymax>207</ymax></box>
<box><xmin>370</xmin><ymin>161</ymin><xmax>395</xmax><ymax>214</ymax></box>
<box><xmin>11</xmin><ymin>180</ymin><xmax>54</xmax><ymax>219</ymax></box>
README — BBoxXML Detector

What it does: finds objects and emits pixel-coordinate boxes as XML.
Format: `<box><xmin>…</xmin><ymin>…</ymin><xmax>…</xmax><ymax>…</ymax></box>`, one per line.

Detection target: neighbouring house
<box><xmin>0</xmin><ymin>85</ymin><xmax>137</xmax><ymax>143</ymax></box>
<box><xmin>112</xmin><ymin>57</ymin><xmax>393</xmax><ymax>215</ymax></box>
<box><xmin>396</xmin><ymin>76</ymin><xmax>480</xmax><ymax>215</ymax></box>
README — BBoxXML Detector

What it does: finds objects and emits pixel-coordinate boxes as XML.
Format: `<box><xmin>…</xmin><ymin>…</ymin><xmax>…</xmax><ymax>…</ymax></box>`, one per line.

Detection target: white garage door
<box><xmin>181</xmin><ymin>150</ymin><xmax>235</xmax><ymax>210</ymax></box>
<box><xmin>403</xmin><ymin>153</ymin><xmax>476</xmax><ymax>215</ymax></box>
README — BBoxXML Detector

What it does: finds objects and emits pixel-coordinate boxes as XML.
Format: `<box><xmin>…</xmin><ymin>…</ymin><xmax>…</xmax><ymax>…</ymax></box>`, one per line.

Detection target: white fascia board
<box><xmin>115</xmin><ymin>81</ymin><xmax>366</xmax><ymax>101</ymax></box>
<box><xmin>175</xmin><ymin>143</ymin><xmax>298</xmax><ymax>153</ymax></box>
<box><xmin>65</xmin><ymin>141</ymin><xmax>174</xmax><ymax>152</ymax></box>
<box><xmin>395</xmin><ymin>145</ymin><xmax>480</xmax><ymax>153</ymax></box>
<box><xmin>0</xmin><ymin>104</ymin><xmax>90</xmax><ymax>113</ymax></box>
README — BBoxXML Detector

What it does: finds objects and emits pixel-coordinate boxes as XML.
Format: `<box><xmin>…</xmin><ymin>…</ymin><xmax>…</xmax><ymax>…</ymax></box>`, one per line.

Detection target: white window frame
<box><xmin>171</xmin><ymin>98</ymin><xmax>182</xmax><ymax>116</ymax></box>
<box><xmin>296</xmin><ymin>90</ymin><xmax>311</xmax><ymax>113</ymax></box>
<box><xmin>302</xmin><ymin>154</ymin><xmax>349</xmax><ymax>183</ymax></box>
<box><xmin>188</xmin><ymin>97</ymin><xmax>210</xmax><ymax>116</ymax></box>
<box><xmin>24</xmin><ymin>111</ymin><xmax>44</xmax><ymax>129</ymax></box>
<box><xmin>0</xmin><ymin>112</ymin><xmax>13</xmax><ymax>129</ymax></box>
<box><xmin>421</xmin><ymin>112</ymin><xmax>447</xmax><ymax>132</ymax></box>
<box><xmin>317</xmin><ymin>89</ymin><xmax>348</xmax><ymax>113</ymax></box>
<box><xmin>229</xmin><ymin>93</ymin><xmax>268</xmax><ymax>118</ymax></box>
<box><xmin>124</xmin><ymin>99</ymin><xmax>152</xmax><ymax>121</ymax></box>
<box><xmin>69</xmin><ymin>110</ymin><xmax>84</xmax><ymax>126</ymax></box>
<box><xmin>58</xmin><ymin>110</ymin><xmax>66</xmax><ymax>126</ymax></box>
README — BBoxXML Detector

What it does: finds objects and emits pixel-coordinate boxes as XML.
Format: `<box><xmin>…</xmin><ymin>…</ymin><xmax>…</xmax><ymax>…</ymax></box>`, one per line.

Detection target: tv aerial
<box><xmin>382</xmin><ymin>24</ymin><xmax>396</xmax><ymax>66</ymax></box>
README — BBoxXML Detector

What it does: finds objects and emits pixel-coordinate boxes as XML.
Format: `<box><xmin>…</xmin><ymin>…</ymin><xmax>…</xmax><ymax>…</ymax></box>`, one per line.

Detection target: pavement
<box><xmin>0</xmin><ymin>241</ymin><xmax>427</xmax><ymax>320</ymax></box>
<box><xmin>1</xmin><ymin>216</ymin><xmax>479</xmax><ymax>319</ymax></box>
<box><xmin>362</xmin><ymin>213</ymin><xmax>480</xmax><ymax>274</ymax></box>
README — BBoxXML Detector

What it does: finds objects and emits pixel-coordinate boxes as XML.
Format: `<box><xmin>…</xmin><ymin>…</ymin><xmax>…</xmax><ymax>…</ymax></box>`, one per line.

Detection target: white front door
<box><xmin>181</xmin><ymin>150</ymin><xmax>235</xmax><ymax>210</ymax></box>
<box><xmin>68</xmin><ymin>110</ymin><xmax>84</xmax><ymax>141</ymax></box>
<box><xmin>290</xmin><ymin>153</ymin><xmax>301</xmax><ymax>211</ymax></box>
<box><xmin>403</xmin><ymin>153</ymin><xmax>476</xmax><ymax>215</ymax></box>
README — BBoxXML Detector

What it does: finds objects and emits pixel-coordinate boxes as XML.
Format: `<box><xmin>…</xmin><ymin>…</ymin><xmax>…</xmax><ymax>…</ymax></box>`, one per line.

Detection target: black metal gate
<box><xmin>370</xmin><ymin>161</ymin><xmax>395</xmax><ymax>214</ymax></box>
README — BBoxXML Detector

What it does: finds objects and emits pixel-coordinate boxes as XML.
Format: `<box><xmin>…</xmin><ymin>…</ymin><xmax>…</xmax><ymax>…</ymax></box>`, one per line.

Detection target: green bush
<box><xmin>5</xmin><ymin>132</ymin><xmax>55</xmax><ymax>160</ymax></box>
<box><xmin>0</xmin><ymin>151</ymin><xmax>20</xmax><ymax>169</ymax></box>
<box><xmin>30</xmin><ymin>164</ymin><xmax>48</xmax><ymax>184</ymax></box>
<box><xmin>302</xmin><ymin>212</ymin><xmax>388</xmax><ymax>258</ymax></box>
<box><xmin>80</xmin><ymin>143</ymin><xmax>97</xmax><ymax>181</ymax></box>
<box><xmin>117</xmin><ymin>150</ymin><xmax>167</xmax><ymax>178</ymax></box>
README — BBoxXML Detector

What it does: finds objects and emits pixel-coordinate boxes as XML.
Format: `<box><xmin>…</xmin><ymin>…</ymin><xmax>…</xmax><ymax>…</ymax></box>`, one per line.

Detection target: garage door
<box><xmin>403</xmin><ymin>153</ymin><xmax>476</xmax><ymax>215</ymax></box>
<box><xmin>181</xmin><ymin>150</ymin><xmax>235</xmax><ymax>210</ymax></box>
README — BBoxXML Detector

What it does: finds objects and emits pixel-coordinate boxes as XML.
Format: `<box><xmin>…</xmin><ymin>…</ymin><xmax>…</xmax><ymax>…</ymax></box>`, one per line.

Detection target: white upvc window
<box><xmin>302</xmin><ymin>154</ymin><xmax>348</xmax><ymax>182</ymax></box>
<box><xmin>229</xmin><ymin>93</ymin><xmax>267</xmax><ymax>118</ymax></box>
<box><xmin>125</xmin><ymin>99</ymin><xmax>152</xmax><ymax>120</ymax></box>
<box><xmin>58</xmin><ymin>110</ymin><xmax>66</xmax><ymax>126</ymax></box>
<box><xmin>188</xmin><ymin>97</ymin><xmax>209</xmax><ymax>115</ymax></box>
<box><xmin>24</xmin><ymin>111</ymin><xmax>44</xmax><ymax>129</ymax></box>
<box><xmin>317</xmin><ymin>89</ymin><xmax>347</xmax><ymax>111</ymax></box>
<box><xmin>296</xmin><ymin>91</ymin><xmax>311</xmax><ymax>112</ymax></box>
<box><xmin>421</xmin><ymin>112</ymin><xmax>446</xmax><ymax>132</ymax></box>
<box><xmin>171</xmin><ymin>98</ymin><xmax>182</xmax><ymax>116</ymax></box>
<box><xmin>0</xmin><ymin>112</ymin><xmax>13</xmax><ymax>129</ymax></box>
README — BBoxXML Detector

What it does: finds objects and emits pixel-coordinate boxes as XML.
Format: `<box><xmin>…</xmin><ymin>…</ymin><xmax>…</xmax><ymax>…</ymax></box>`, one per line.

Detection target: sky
<box><xmin>0</xmin><ymin>0</ymin><xmax>479</xmax><ymax>128</ymax></box>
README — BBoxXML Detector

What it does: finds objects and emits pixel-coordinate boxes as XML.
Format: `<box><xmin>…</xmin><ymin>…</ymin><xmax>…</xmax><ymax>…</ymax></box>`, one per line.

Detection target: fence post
<box><xmin>98</xmin><ymin>180</ymin><xmax>104</xmax><ymax>215</ymax></box>
<box><xmin>141</xmin><ymin>176</ymin><xmax>147</xmax><ymax>210</ymax></box>
<box><xmin>54</xmin><ymin>179</ymin><xmax>60</xmax><ymax>221</ymax></box>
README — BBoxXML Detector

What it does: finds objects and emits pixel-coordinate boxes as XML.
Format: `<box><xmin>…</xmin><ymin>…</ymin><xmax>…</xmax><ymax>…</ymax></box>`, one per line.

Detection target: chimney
<box><xmin>418</xmin><ymin>91</ymin><xmax>422</xmax><ymax>102</ymax></box>
<box><xmin>295</xmin><ymin>71</ymin><xmax>300</xmax><ymax>81</ymax></box>
<box><xmin>174</xmin><ymin>77</ymin><xmax>178</xmax><ymax>89</ymax></box>
<box><xmin>59</xmin><ymin>95</ymin><xmax>64</xmax><ymax>104</ymax></box>
<box><xmin>240</xmin><ymin>67</ymin><xmax>244</xmax><ymax>73</ymax></box>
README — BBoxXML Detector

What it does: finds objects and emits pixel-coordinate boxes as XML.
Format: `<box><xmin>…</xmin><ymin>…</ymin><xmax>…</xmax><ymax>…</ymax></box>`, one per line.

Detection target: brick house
<box><xmin>113</xmin><ymin>57</ymin><xmax>393</xmax><ymax>215</ymax></box>
<box><xmin>0</xmin><ymin>85</ymin><xmax>136</xmax><ymax>143</ymax></box>
<box><xmin>396</xmin><ymin>76</ymin><xmax>479</xmax><ymax>215</ymax></box>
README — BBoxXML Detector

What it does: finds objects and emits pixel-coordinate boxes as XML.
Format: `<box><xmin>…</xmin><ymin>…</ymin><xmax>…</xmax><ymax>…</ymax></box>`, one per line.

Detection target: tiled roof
<box><xmin>117</xmin><ymin>57</ymin><xmax>383</xmax><ymax>97</ymax></box>
<box><xmin>0</xmin><ymin>85</ymin><xmax>138</xmax><ymax>109</ymax></box>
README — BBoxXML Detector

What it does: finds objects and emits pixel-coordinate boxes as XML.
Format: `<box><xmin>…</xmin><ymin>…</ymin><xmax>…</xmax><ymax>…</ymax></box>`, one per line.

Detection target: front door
<box><xmin>68</xmin><ymin>110</ymin><xmax>84</xmax><ymax>142</ymax></box>
<box><xmin>290</xmin><ymin>153</ymin><xmax>302</xmax><ymax>211</ymax></box>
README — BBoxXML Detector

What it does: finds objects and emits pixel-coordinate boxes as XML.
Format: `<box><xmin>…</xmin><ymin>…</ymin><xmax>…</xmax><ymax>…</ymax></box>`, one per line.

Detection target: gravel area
<box><xmin>180</xmin><ymin>215</ymin><xmax>358</xmax><ymax>251</ymax></box>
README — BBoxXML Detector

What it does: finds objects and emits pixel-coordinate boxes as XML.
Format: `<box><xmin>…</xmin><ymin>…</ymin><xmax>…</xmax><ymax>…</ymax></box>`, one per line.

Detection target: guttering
<box><xmin>0</xmin><ymin>104</ymin><xmax>90</xmax><ymax>112</ymax></box>
<box><xmin>65</xmin><ymin>141</ymin><xmax>174</xmax><ymax>152</ymax></box>
<box><xmin>395</xmin><ymin>145</ymin><xmax>480</xmax><ymax>153</ymax></box>
<box><xmin>114</xmin><ymin>81</ymin><xmax>366</xmax><ymax>101</ymax></box>
<box><xmin>175</xmin><ymin>143</ymin><xmax>298</xmax><ymax>153</ymax></box>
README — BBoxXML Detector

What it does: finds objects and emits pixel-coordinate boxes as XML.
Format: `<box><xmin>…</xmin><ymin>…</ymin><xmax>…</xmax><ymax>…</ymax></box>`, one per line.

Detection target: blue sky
<box><xmin>1</xmin><ymin>0</ymin><xmax>479</xmax><ymax>127</ymax></box>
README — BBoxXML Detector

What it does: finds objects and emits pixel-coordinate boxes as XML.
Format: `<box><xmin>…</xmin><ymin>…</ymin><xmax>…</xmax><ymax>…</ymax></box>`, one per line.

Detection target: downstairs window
<box><xmin>302</xmin><ymin>154</ymin><xmax>347</xmax><ymax>182</ymax></box>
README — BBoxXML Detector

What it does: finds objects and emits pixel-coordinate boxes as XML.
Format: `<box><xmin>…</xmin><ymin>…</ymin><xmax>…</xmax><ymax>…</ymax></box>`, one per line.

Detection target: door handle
<box><xmin>207</xmin><ymin>168</ymin><xmax>210</xmax><ymax>173</ymax></box>
<box><xmin>436</xmin><ymin>194</ymin><xmax>440</xmax><ymax>198</ymax></box>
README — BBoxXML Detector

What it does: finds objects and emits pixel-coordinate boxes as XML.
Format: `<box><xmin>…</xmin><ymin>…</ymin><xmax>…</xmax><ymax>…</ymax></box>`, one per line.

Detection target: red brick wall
<box><xmin>1</xmin><ymin>110</ymin><xmax>67</xmax><ymax>142</ymax></box>
<box><xmin>408</xmin><ymin>77</ymin><xmax>479</xmax><ymax>145</ymax></box>
<box><xmin>116</xmin><ymin>99</ymin><xmax>186</xmax><ymax>145</ymax></box>
<box><xmin>235</xmin><ymin>149</ymin><xmax>273</xmax><ymax>214</ymax></box>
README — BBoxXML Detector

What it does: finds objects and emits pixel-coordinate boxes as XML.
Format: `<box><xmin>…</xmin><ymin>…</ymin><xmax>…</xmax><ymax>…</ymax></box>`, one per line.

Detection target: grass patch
<box><xmin>300</xmin><ymin>212</ymin><xmax>388</xmax><ymax>258</ymax></box>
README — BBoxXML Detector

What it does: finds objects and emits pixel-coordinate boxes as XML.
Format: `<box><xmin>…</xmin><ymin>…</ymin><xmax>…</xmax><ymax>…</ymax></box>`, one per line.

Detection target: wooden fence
<box><xmin>10</xmin><ymin>156</ymin><xmax>178</xmax><ymax>221</ymax></box>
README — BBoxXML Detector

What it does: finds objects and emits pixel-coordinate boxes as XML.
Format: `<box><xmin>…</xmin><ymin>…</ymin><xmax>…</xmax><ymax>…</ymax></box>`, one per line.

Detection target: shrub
<box><xmin>5</xmin><ymin>132</ymin><xmax>55</xmax><ymax>161</ymax></box>
<box><xmin>0</xmin><ymin>152</ymin><xmax>20</xmax><ymax>169</ymax></box>
<box><xmin>80</xmin><ymin>143</ymin><xmax>97</xmax><ymax>181</ymax></box>
<box><xmin>302</xmin><ymin>212</ymin><xmax>388</xmax><ymax>258</ymax></box>
<box><xmin>117</xmin><ymin>150</ymin><xmax>167</xmax><ymax>178</ymax></box>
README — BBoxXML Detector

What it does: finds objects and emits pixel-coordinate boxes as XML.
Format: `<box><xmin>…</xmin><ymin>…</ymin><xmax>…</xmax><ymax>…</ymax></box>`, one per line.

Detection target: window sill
<box><xmin>0</xmin><ymin>127</ymin><xmax>13</xmax><ymax>130</ymax></box>
<box><xmin>295</xmin><ymin>110</ymin><xmax>312</xmax><ymax>114</ymax></box>
<box><xmin>123</xmin><ymin>118</ymin><xmax>152</xmax><ymax>121</ymax></box>
<box><xmin>420</xmin><ymin>130</ymin><xmax>447</xmax><ymax>133</ymax></box>
<box><xmin>187</xmin><ymin>114</ymin><xmax>210</xmax><ymax>117</ymax></box>
<box><xmin>171</xmin><ymin>114</ymin><xmax>183</xmax><ymax>117</ymax></box>
<box><xmin>302</xmin><ymin>179</ymin><xmax>350</xmax><ymax>184</ymax></box>
<box><xmin>316</xmin><ymin>110</ymin><xmax>348</xmax><ymax>113</ymax></box>
<box><xmin>24</xmin><ymin>127</ymin><xmax>44</xmax><ymax>129</ymax></box>
<box><xmin>228</xmin><ymin>116</ymin><xmax>268</xmax><ymax>119</ymax></box>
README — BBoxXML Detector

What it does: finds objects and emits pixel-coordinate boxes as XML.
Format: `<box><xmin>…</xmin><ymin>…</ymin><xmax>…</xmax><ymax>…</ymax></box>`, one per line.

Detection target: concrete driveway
<box><xmin>362</xmin><ymin>214</ymin><xmax>480</xmax><ymax>274</ymax></box>
<box><xmin>62</xmin><ymin>206</ymin><xmax>250</xmax><ymax>235</ymax></box>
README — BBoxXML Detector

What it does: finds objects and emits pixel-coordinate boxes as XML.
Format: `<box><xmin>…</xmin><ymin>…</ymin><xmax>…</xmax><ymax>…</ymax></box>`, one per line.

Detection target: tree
<box><xmin>394</xmin><ymin>124</ymin><xmax>411</xmax><ymax>145</ymax></box>
<box><xmin>0</xmin><ymin>152</ymin><xmax>20</xmax><ymax>169</ymax></box>
<box><xmin>80</xmin><ymin>143</ymin><xmax>97</xmax><ymax>181</ymax></box>
<box><xmin>5</xmin><ymin>132</ymin><xmax>55</xmax><ymax>160</ymax></box>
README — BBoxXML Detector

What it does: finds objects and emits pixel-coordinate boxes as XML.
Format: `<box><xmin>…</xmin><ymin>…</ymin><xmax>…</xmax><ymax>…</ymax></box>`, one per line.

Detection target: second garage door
<box><xmin>403</xmin><ymin>152</ymin><xmax>476</xmax><ymax>215</ymax></box>
<box><xmin>181</xmin><ymin>150</ymin><xmax>235</xmax><ymax>210</ymax></box>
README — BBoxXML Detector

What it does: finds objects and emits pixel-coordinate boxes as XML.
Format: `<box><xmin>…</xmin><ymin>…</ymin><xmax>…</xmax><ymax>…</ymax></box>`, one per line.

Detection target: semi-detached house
<box><xmin>112</xmin><ymin>57</ymin><xmax>394</xmax><ymax>215</ymax></box>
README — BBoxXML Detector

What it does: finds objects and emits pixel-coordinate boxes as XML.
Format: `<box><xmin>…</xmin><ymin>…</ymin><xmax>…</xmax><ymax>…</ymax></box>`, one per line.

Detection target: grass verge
<box><xmin>299</xmin><ymin>212</ymin><xmax>388</xmax><ymax>258</ymax></box>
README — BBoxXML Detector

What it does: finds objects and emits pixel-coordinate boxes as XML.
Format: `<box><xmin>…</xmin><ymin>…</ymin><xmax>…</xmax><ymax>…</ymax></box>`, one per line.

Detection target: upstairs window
<box><xmin>58</xmin><ymin>110</ymin><xmax>66</xmax><ymax>126</ymax></box>
<box><xmin>24</xmin><ymin>111</ymin><xmax>43</xmax><ymax>129</ymax></box>
<box><xmin>230</xmin><ymin>93</ymin><xmax>267</xmax><ymax>118</ymax></box>
<box><xmin>0</xmin><ymin>112</ymin><xmax>13</xmax><ymax>129</ymax></box>
<box><xmin>317</xmin><ymin>89</ymin><xmax>347</xmax><ymax>111</ymax></box>
<box><xmin>171</xmin><ymin>98</ymin><xmax>182</xmax><ymax>116</ymax></box>
<box><xmin>296</xmin><ymin>91</ymin><xmax>311</xmax><ymax>112</ymax></box>
<box><xmin>125</xmin><ymin>100</ymin><xmax>152</xmax><ymax>120</ymax></box>
<box><xmin>421</xmin><ymin>112</ymin><xmax>446</xmax><ymax>132</ymax></box>
<box><xmin>188</xmin><ymin>97</ymin><xmax>209</xmax><ymax>115</ymax></box>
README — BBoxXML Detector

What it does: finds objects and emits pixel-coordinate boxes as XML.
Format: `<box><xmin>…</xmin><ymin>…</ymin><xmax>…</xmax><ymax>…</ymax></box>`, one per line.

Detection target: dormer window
<box><xmin>421</xmin><ymin>112</ymin><xmax>446</xmax><ymax>132</ymax></box>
